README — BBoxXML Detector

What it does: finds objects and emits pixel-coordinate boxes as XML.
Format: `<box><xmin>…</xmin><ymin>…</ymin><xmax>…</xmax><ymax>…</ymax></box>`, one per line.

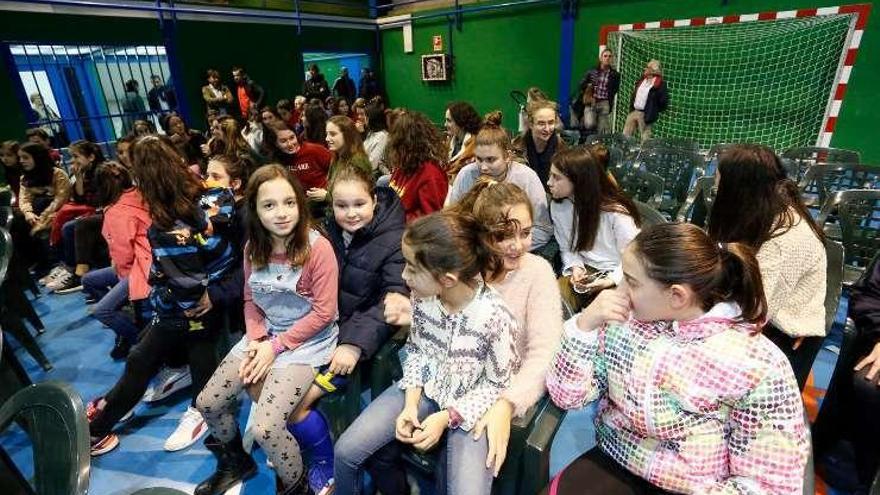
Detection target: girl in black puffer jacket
<box><xmin>286</xmin><ymin>164</ymin><xmax>408</xmax><ymax>494</ymax></box>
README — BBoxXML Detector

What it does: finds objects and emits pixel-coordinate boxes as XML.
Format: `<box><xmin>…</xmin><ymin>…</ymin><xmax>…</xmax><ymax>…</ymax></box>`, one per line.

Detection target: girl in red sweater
<box><xmin>387</xmin><ymin>110</ymin><xmax>448</xmax><ymax>222</ymax></box>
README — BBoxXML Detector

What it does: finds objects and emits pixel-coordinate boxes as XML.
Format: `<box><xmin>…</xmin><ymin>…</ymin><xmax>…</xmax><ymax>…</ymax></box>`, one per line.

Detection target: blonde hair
<box><xmin>527</xmin><ymin>99</ymin><xmax>558</xmax><ymax>121</ymax></box>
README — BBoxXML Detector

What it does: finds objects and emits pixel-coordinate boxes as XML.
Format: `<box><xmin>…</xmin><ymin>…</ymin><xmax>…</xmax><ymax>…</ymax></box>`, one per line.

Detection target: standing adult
<box><xmin>575</xmin><ymin>49</ymin><xmax>620</xmax><ymax>135</ymax></box>
<box><xmin>232</xmin><ymin>66</ymin><xmax>265</xmax><ymax>121</ymax></box>
<box><xmin>358</xmin><ymin>67</ymin><xmax>381</xmax><ymax>101</ymax></box>
<box><xmin>147</xmin><ymin>75</ymin><xmax>178</xmax><ymax>115</ymax></box>
<box><xmin>303</xmin><ymin>64</ymin><xmax>330</xmax><ymax>102</ymax></box>
<box><xmin>201</xmin><ymin>69</ymin><xmax>234</xmax><ymax>118</ymax></box>
<box><xmin>29</xmin><ymin>93</ymin><xmax>67</xmax><ymax>147</ymax></box>
<box><xmin>332</xmin><ymin>67</ymin><xmax>357</xmax><ymax>103</ymax></box>
<box><xmin>121</xmin><ymin>79</ymin><xmax>147</xmax><ymax>136</ymax></box>
<box><xmin>622</xmin><ymin>59</ymin><xmax>668</xmax><ymax>143</ymax></box>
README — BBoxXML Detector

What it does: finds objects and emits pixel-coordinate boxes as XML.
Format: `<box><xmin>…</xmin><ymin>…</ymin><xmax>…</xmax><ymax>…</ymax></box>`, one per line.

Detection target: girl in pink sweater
<box><xmin>195</xmin><ymin>164</ymin><xmax>339</xmax><ymax>495</ymax></box>
<box><xmin>385</xmin><ymin>179</ymin><xmax>564</xmax><ymax>477</ymax></box>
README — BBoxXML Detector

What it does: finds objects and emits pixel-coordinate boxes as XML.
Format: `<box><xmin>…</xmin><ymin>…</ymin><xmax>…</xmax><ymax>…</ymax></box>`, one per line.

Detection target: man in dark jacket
<box><xmin>232</xmin><ymin>66</ymin><xmax>265</xmax><ymax>120</ymax></box>
<box><xmin>574</xmin><ymin>48</ymin><xmax>620</xmax><ymax>135</ymax></box>
<box><xmin>303</xmin><ymin>64</ymin><xmax>330</xmax><ymax>102</ymax></box>
<box><xmin>622</xmin><ymin>59</ymin><xmax>669</xmax><ymax>143</ymax></box>
<box><xmin>332</xmin><ymin>67</ymin><xmax>357</xmax><ymax>103</ymax></box>
<box><xmin>147</xmin><ymin>75</ymin><xmax>177</xmax><ymax>115</ymax></box>
<box><xmin>358</xmin><ymin>68</ymin><xmax>381</xmax><ymax>101</ymax></box>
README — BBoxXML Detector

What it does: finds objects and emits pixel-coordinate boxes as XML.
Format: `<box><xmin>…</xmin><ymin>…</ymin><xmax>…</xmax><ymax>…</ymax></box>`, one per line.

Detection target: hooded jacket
<box><xmin>102</xmin><ymin>188</ymin><xmax>153</xmax><ymax>300</ymax></box>
<box><xmin>324</xmin><ymin>186</ymin><xmax>408</xmax><ymax>358</ymax></box>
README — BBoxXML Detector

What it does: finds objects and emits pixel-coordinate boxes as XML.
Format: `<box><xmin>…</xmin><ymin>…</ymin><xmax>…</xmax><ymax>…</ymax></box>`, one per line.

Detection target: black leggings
<box><xmin>73</xmin><ymin>213</ymin><xmax>108</xmax><ymax>267</ymax></box>
<box><xmin>89</xmin><ymin>311</ymin><xmax>221</xmax><ymax>438</ymax></box>
<box><xmin>541</xmin><ymin>448</ymin><xmax>673</xmax><ymax>495</ymax></box>
<box><xmin>763</xmin><ymin>325</ymin><xmax>824</xmax><ymax>390</ymax></box>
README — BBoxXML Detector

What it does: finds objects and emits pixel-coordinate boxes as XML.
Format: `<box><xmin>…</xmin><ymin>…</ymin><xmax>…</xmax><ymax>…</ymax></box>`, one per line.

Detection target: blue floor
<box><xmin>0</xmin><ymin>289</ymin><xmax>857</xmax><ymax>494</ymax></box>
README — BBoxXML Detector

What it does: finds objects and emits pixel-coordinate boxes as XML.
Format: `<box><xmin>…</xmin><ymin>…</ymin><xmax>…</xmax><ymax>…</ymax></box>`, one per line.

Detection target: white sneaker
<box><xmin>46</xmin><ymin>269</ymin><xmax>74</xmax><ymax>291</ymax></box>
<box><xmin>39</xmin><ymin>265</ymin><xmax>66</xmax><ymax>285</ymax></box>
<box><xmin>164</xmin><ymin>406</ymin><xmax>208</xmax><ymax>451</ymax></box>
<box><xmin>143</xmin><ymin>366</ymin><xmax>191</xmax><ymax>403</ymax></box>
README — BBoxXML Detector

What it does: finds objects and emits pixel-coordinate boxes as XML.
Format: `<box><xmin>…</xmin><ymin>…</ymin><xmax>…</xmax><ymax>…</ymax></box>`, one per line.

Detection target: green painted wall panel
<box><xmin>381</xmin><ymin>5</ymin><xmax>562</xmax><ymax>130</ymax></box>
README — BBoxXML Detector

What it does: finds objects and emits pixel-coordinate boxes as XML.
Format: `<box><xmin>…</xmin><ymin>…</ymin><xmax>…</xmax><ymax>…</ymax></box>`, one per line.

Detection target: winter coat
<box><xmin>629</xmin><ymin>76</ymin><xmax>669</xmax><ymax>124</ymax></box>
<box><xmin>324</xmin><ymin>186</ymin><xmax>408</xmax><ymax>358</ymax></box>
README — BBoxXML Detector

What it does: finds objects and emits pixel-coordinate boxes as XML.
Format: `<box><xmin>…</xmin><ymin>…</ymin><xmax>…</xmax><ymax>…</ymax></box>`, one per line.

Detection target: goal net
<box><xmin>607</xmin><ymin>13</ymin><xmax>857</xmax><ymax>151</ymax></box>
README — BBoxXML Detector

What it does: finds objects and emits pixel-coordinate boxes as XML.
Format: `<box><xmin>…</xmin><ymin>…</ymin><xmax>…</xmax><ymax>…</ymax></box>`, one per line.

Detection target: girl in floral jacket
<box><xmin>546</xmin><ymin>223</ymin><xmax>809</xmax><ymax>495</ymax></box>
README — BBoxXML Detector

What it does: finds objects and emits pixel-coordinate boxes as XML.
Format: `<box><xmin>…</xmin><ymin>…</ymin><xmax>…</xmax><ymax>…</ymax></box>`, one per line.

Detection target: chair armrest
<box><xmin>520</xmin><ymin>398</ymin><xmax>568</xmax><ymax>495</ymax></box>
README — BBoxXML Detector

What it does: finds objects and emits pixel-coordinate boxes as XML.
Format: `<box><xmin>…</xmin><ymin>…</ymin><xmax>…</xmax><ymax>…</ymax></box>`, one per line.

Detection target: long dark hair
<box><xmin>95</xmin><ymin>161</ymin><xmax>133</xmax><ymax>207</ymax></box>
<box><xmin>129</xmin><ymin>136</ymin><xmax>203</xmax><ymax>230</ymax></box>
<box><xmin>404</xmin><ymin>211</ymin><xmax>502</xmax><ymax>283</ymax></box>
<box><xmin>244</xmin><ymin>164</ymin><xmax>312</xmax><ymax>269</ymax></box>
<box><xmin>708</xmin><ymin>144</ymin><xmax>824</xmax><ymax>249</ymax></box>
<box><xmin>365</xmin><ymin>103</ymin><xmax>387</xmax><ymax>133</ymax></box>
<box><xmin>327</xmin><ymin>115</ymin><xmax>367</xmax><ymax>165</ymax></box>
<box><xmin>387</xmin><ymin>110</ymin><xmax>447</xmax><ymax>175</ymax></box>
<box><xmin>633</xmin><ymin>223</ymin><xmax>767</xmax><ymax>325</ymax></box>
<box><xmin>69</xmin><ymin>140</ymin><xmax>106</xmax><ymax>167</ymax></box>
<box><xmin>446</xmin><ymin>101</ymin><xmax>482</xmax><ymax>136</ymax></box>
<box><xmin>303</xmin><ymin>104</ymin><xmax>328</xmax><ymax>145</ymax></box>
<box><xmin>552</xmin><ymin>147</ymin><xmax>641</xmax><ymax>251</ymax></box>
<box><xmin>19</xmin><ymin>142</ymin><xmax>55</xmax><ymax>187</ymax></box>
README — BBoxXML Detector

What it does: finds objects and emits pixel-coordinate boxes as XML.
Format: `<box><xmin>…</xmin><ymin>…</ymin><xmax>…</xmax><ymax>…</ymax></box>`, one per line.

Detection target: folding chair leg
<box><xmin>1</xmin><ymin>314</ymin><xmax>51</xmax><ymax>371</ymax></box>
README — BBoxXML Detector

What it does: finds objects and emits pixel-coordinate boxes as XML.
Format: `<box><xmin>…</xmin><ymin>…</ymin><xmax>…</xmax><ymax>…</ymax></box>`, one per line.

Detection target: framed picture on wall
<box><xmin>421</xmin><ymin>54</ymin><xmax>448</xmax><ymax>81</ymax></box>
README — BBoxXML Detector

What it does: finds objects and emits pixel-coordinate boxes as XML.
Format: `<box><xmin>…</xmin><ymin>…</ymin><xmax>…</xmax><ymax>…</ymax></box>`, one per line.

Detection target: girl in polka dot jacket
<box><xmin>546</xmin><ymin>223</ymin><xmax>809</xmax><ymax>495</ymax></box>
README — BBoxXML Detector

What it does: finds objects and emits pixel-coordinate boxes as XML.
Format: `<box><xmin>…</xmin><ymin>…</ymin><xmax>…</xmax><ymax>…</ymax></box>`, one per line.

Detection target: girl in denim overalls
<box><xmin>195</xmin><ymin>164</ymin><xmax>339</xmax><ymax>495</ymax></box>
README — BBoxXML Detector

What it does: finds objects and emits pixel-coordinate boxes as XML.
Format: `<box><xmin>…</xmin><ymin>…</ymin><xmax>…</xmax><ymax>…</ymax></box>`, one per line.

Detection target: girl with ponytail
<box><xmin>708</xmin><ymin>143</ymin><xmax>826</xmax><ymax>389</ymax></box>
<box><xmin>335</xmin><ymin>211</ymin><xmax>519</xmax><ymax>495</ymax></box>
<box><xmin>447</xmin><ymin>111</ymin><xmax>553</xmax><ymax>251</ymax></box>
<box><xmin>545</xmin><ymin>223</ymin><xmax>809</xmax><ymax>495</ymax></box>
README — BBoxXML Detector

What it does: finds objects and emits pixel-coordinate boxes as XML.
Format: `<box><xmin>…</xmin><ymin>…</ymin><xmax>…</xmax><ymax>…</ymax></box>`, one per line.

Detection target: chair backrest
<box><xmin>0</xmin><ymin>227</ymin><xmax>12</xmax><ymax>283</ymax></box>
<box><xmin>634</xmin><ymin>200</ymin><xmax>668</xmax><ymax>227</ymax></box>
<box><xmin>836</xmin><ymin>189</ymin><xmax>880</xmax><ymax>271</ymax></box>
<box><xmin>630</xmin><ymin>146</ymin><xmax>703</xmax><ymax>214</ymax></box>
<box><xmin>583</xmin><ymin>133</ymin><xmax>638</xmax><ymax>172</ymax></box>
<box><xmin>782</xmin><ymin>146</ymin><xmax>861</xmax><ymax>182</ymax></box>
<box><xmin>675</xmin><ymin>175</ymin><xmax>716</xmax><ymax>226</ymax></box>
<box><xmin>0</xmin><ymin>382</ymin><xmax>90</xmax><ymax>495</ymax></box>
<box><xmin>0</xmin><ymin>188</ymin><xmax>12</xmax><ymax>208</ymax></box>
<box><xmin>704</xmin><ymin>143</ymin><xmax>734</xmax><ymax>176</ymax></box>
<box><xmin>616</xmin><ymin>168</ymin><xmax>664</xmax><ymax>208</ymax></box>
<box><xmin>824</xmin><ymin>239</ymin><xmax>844</xmax><ymax>333</ymax></box>
<box><xmin>798</xmin><ymin>163</ymin><xmax>880</xmax><ymax>210</ymax></box>
<box><xmin>641</xmin><ymin>136</ymin><xmax>700</xmax><ymax>153</ymax></box>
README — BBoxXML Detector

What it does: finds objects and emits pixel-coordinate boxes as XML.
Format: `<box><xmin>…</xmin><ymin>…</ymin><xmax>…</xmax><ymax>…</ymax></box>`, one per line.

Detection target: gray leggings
<box><xmin>196</xmin><ymin>352</ymin><xmax>314</xmax><ymax>487</ymax></box>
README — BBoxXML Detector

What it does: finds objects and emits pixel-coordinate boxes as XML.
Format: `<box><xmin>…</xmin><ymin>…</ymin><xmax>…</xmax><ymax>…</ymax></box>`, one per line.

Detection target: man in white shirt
<box><xmin>623</xmin><ymin>59</ymin><xmax>669</xmax><ymax>142</ymax></box>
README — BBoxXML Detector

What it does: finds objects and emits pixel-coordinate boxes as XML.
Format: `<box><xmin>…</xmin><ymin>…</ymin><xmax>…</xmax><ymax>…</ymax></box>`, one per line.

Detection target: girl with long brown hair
<box><xmin>546</xmin><ymin>223</ymin><xmax>809</xmax><ymax>494</ymax></box>
<box><xmin>195</xmin><ymin>164</ymin><xmax>339</xmax><ymax>495</ymax></box>
<box><xmin>387</xmin><ymin>110</ymin><xmax>448</xmax><ymax>222</ymax></box>
<box><xmin>304</xmin><ymin>115</ymin><xmax>373</xmax><ymax>203</ymax></box>
<box><xmin>88</xmin><ymin>136</ymin><xmax>238</xmax><ymax>458</ymax></box>
<box><xmin>547</xmin><ymin>147</ymin><xmax>641</xmax><ymax>310</ymax></box>
<box><xmin>708</xmin><ymin>143</ymin><xmax>827</xmax><ymax>388</ymax></box>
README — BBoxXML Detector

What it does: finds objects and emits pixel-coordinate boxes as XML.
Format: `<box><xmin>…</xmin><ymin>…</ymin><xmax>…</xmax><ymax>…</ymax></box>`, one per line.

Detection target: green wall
<box><xmin>0</xmin><ymin>10</ymin><xmax>375</xmax><ymax>139</ymax></box>
<box><xmin>380</xmin><ymin>4</ymin><xmax>562</xmax><ymax>130</ymax></box>
<box><xmin>381</xmin><ymin>0</ymin><xmax>878</xmax><ymax>161</ymax></box>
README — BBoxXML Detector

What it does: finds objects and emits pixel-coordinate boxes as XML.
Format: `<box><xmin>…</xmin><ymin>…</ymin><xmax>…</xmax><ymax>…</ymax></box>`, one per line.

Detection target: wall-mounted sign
<box><xmin>432</xmin><ymin>35</ymin><xmax>443</xmax><ymax>52</ymax></box>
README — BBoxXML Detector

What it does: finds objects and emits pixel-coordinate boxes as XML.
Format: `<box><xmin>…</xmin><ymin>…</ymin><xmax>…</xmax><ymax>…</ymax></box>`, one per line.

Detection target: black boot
<box><xmin>195</xmin><ymin>433</ymin><xmax>258</xmax><ymax>495</ymax></box>
<box><xmin>277</xmin><ymin>473</ymin><xmax>314</xmax><ymax>495</ymax></box>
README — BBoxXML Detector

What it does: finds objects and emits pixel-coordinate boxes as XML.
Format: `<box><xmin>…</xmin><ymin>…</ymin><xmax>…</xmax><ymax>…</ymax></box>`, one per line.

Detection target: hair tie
<box><xmin>717</xmin><ymin>242</ymin><xmax>726</xmax><ymax>253</ymax></box>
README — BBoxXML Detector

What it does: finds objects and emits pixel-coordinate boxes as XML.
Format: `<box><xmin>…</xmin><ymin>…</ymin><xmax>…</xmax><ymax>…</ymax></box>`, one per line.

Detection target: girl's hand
<box><xmin>395</xmin><ymin>405</ymin><xmax>422</xmax><ymax>442</ymax></box>
<box><xmin>472</xmin><ymin>399</ymin><xmax>513</xmax><ymax>477</ymax></box>
<box><xmin>200</xmin><ymin>143</ymin><xmax>210</xmax><ymax>156</ymax></box>
<box><xmin>240</xmin><ymin>340</ymin><xmax>275</xmax><ymax>385</ymax></box>
<box><xmin>355</xmin><ymin>121</ymin><xmax>365</xmax><ymax>133</ymax></box>
<box><xmin>583</xmin><ymin>276</ymin><xmax>615</xmax><ymax>293</ymax></box>
<box><xmin>384</xmin><ymin>292</ymin><xmax>412</xmax><ymax>326</ymax></box>
<box><xmin>24</xmin><ymin>212</ymin><xmax>38</xmax><ymax>225</ymax></box>
<box><xmin>855</xmin><ymin>341</ymin><xmax>880</xmax><ymax>385</ymax></box>
<box><xmin>306</xmin><ymin>187</ymin><xmax>328</xmax><ymax>201</ymax></box>
<box><xmin>328</xmin><ymin>344</ymin><xmax>361</xmax><ymax>375</ymax></box>
<box><xmin>576</xmin><ymin>289</ymin><xmax>630</xmax><ymax>331</ymax></box>
<box><xmin>411</xmin><ymin>410</ymin><xmax>449</xmax><ymax>452</ymax></box>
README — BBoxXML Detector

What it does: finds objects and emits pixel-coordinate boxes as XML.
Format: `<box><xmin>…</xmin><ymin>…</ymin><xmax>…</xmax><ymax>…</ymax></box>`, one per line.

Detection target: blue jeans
<box><xmin>82</xmin><ymin>267</ymin><xmax>139</xmax><ymax>342</ymax></box>
<box><xmin>334</xmin><ymin>386</ymin><xmax>493</xmax><ymax>495</ymax></box>
<box><xmin>61</xmin><ymin>219</ymin><xmax>77</xmax><ymax>268</ymax></box>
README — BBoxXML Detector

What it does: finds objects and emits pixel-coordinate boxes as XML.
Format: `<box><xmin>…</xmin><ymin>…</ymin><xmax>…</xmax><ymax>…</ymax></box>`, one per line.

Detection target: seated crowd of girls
<box><xmin>0</xmin><ymin>87</ymin><xmax>870</xmax><ymax>495</ymax></box>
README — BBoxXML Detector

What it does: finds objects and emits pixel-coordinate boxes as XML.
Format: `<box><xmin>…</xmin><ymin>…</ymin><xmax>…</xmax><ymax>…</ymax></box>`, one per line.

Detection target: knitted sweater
<box><xmin>757</xmin><ymin>215</ymin><xmax>827</xmax><ymax>337</ymax></box>
<box><xmin>399</xmin><ymin>281</ymin><xmax>519</xmax><ymax>431</ymax></box>
<box><xmin>547</xmin><ymin>302</ymin><xmax>809</xmax><ymax>494</ymax></box>
<box><xmin>389</xmin><ymin>161</ymin><xmax>448</xmax><ymax>223</ymax></box>
<box><xmin>492</xmin><ymin>254</ymin><xmax>563</xmax><ymax>417</ymax></box>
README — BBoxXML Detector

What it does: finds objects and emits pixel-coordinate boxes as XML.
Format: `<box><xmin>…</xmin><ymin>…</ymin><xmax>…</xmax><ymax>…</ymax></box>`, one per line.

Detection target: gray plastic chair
<box><xmin>782</xmin><ymin>146</ymin><xmax>861</xmax><ymax>181</ymax></box>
